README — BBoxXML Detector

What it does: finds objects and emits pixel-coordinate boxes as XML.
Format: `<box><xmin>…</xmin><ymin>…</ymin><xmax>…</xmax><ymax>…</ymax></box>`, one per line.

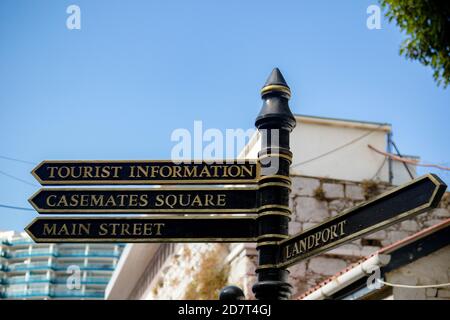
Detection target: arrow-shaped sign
<box><xmin>28</xmin><ymin>186</ymin><xmax>259</xmax><ymax>214</ymax></box>
<box><xmin>25</xmin><ymin>216</ymin><xmax>257</xmax><ymax>243</ymax></box>
<box><xmin>272</xmin><ymin>174</ymin><xmax>446</xmax><ymax>269</ymax></box>
<box><xmin>31</xmin><ymin>160</ymin><xmax>260</xmax><ymax>185</ymax></box>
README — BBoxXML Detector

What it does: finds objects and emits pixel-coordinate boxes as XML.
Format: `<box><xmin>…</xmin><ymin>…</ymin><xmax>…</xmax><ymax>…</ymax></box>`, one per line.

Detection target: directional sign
<box><xmin>274</xmin><ymin>174</ymin><xmax>447</xmax><ymax>268</ymax></box>
<box><xmin>25</xmin><ymin>216</ymin><xmax>257</xmax><ymax>243</ymax></box>
<box><xmin>28</xmin><ymin>186</ymin><xmax>259</xmax><ymax>214</ymax></box>
<box><xmin>31</xmin><ymin>160</ymin><xmax>260</xmax><ymax>185</ymax></box>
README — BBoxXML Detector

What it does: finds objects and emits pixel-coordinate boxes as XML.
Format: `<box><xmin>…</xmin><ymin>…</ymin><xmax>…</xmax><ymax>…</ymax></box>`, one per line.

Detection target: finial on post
<box><xmin>261</xmin><ymin>67</ymin><xmax>291</xmax><ymax>99</ymax></box>
<box><xmin>256</xmin><ymin>68</ymin><xmax>296</xmax><ymax>131</ymax></box>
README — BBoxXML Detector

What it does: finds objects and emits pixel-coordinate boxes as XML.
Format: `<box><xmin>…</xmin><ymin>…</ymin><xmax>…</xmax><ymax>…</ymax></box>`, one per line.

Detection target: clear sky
<box><xmin>1</xmin><ymin>0</ymin><xmax>449</xmax><ymax>231</ymax></box>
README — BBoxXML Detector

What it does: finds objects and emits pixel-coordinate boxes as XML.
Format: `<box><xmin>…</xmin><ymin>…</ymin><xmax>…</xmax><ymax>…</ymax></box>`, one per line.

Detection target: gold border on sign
<box><xmin>28</xmin><ymin>186</ymin><xmax>260</xmax><ymax>214</ymax></box>
<box><xmin>25</xmin><ymin>216</ymin><xmax>258</xmax><ymax>243</ymax></box>
<box><xmin>31</xmin><ymin>159</ymin><xmax>261</xmax><ymax>186</ymax></box>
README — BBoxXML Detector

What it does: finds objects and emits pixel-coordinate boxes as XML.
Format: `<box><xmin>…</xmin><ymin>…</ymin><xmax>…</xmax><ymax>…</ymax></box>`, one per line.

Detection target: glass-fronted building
<box><xmin>0</xmin><ymin>231</ymin><xmax>124</xmax><ymax>299</ymax></box>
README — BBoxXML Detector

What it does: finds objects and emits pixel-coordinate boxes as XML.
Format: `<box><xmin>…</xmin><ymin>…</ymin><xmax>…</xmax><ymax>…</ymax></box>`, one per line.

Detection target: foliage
<box><xmin>184</xmin><ymin>245</ymin><xmax>229</xmax><ymax>300</ymax></box>
<box><xmin>361</xmin><ymin>180</ymin><xmax>380</xmax><ymax>200</ymax></box>
<box><xmin>380</xmin><ymin>0</ymin><xmax>450</xmax><ymax>87</ymax></box>
<box><xmin>313</xmin><ymin>186</ymin><xmax>326</xmax><ymax>201</ymax></box>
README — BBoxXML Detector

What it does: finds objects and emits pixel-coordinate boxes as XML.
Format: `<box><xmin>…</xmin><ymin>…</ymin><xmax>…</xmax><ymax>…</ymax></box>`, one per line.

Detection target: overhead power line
<box><xmin>0</xmin><ymin>155</ymin><xmax>36</xmax><ymax>165</ymax></box>
<box><xmin>378</xmin><ymin>279</ymin><xmax>450</xmax><ymax>289</ymax></box>
<box><xmin>0</xmin><ymin>170</ymin><xmax>39</xmax><ymax>187</ymax></box>
<box><xmin>0</xmin><ymin>204</ymin><xmax>35</xmax><ymax>211</ymax></box>
<box><xmin>291</xmin><ymin>124</ymin><xmax>385</xmax><ymax>168</ymax></box>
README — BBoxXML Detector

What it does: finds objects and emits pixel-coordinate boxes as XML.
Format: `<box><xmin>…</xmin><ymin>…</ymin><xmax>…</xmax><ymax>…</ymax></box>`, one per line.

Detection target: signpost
<box><xmin>29</xmin><ymin>186</ymin><xmax>259</xmax><ymax>214</ymax></box>
<box><xmin>32</xmin><ymin>160</ymin><xmax>259</xmax><ymax>185</ymax></box>
<box><xmin>25</xmin><ymin>216</ymin><xmax>257</xmax><ymax>243</ymax></box>
<box><xmin>25</xmin><ymin>68</ymin><xmax>447</xmax><ymax>300</ymax></box>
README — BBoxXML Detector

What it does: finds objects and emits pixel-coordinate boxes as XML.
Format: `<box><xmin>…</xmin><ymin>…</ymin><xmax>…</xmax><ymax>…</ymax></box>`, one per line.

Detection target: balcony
<box><xmin>51</xmin><ymin>289</ymin><xmax>104</xmax><ymax>299</ymax></box>
<box><xmin>57</xmin><ymin>249</ymin><xmax>120</xmax><ymax>258</ymax></box>
<box><xmin>53</xmin><ymin>276</ymin><xmax>110</xmax><ymax>285</ymax></box>
<box><xmin>4</xmin><ymin>290</ymin><xmax>50</xmax><ymax>299</ymax></box>
<box><xmin>9</xmin><ymin>238</ymin><xmax>34</xmax><ymax>246</ymax></box>
<box><xmin>9</xmin><ymin>249</ymin><xmax>55</xmax><ymax>258</ymax></box>
<box><xmin>53</xmin><ymin>263</ymin><xmax>115</xmax><ymax>271</ymax></box>
<box><xmin>7</xmin><ymin>275</ymin><xmax>52</xmax><ymax>284</ymax></box>
<box><xmin>8</xmin><ymin>262</ymin><xmax>53</xmax><ymax>271</ymax></box>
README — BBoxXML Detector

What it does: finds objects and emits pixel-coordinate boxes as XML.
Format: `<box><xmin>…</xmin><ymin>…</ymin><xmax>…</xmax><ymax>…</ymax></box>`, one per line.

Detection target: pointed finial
<box><xmin>261</xmin><ymin>68</ymin><xmax>291</xmax><ymax>99</ymax></box>
<box><xmin>255</xmin><ymin>68</ymin><xmax>296</xmax><ymax>131</ymax></box>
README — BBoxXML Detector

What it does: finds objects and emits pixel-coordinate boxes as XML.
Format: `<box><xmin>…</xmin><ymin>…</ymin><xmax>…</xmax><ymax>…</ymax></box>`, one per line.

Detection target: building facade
<box><xmin>299</xmin><ymin>219</ymin><xmax>450</xmax><ymax>300</ymax></box>
<box><xmin>0</xmin><ymin>231</ymin><xmax>124</xmax><ymax>299</ymax></box>
<box><xmin>105</xmin><ymin>115</ymin><xmax>448</xmax><ymax>300</ymax></box>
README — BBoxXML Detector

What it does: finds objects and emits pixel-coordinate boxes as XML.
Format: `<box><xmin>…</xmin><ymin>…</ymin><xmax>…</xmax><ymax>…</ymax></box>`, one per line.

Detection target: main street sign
<box><xmin>32</xmin><ymin>160</ymin><xmax>259</xmax><ymax>185</ymax></box>
<box><xmin>275</xmin><ymin>174</ymin><xmax>446</xmax><ymax>268</ymax></box>
<box><xmin>25</xmin><ymin>216</ymin><xmax>257</xmax><ymax>243</ymax></box>
<box><xmin>28</xmin><ymin>186</ymin><xmax>259</xmax><ymax>214</ymax></box>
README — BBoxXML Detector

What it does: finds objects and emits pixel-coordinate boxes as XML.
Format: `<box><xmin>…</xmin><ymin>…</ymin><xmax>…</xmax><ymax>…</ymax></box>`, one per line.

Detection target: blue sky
<box><xmin>1</xmin><ymin>0</ymin><xmax>449</xmax><ymax>231</ymax></box>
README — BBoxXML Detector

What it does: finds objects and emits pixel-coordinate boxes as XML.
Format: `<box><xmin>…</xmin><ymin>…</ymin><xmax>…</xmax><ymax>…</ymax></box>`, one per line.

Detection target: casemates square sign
<box><xmin>25</xmin><ymin>69</ymin><xmax>447</xmax><ymax>300</ymax></box>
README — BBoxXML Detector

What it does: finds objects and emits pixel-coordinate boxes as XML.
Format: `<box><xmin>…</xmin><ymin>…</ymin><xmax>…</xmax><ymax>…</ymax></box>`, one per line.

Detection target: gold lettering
<box><xmin>47</xmin><ymin>166</ymin><xmax>58</xmax><ymax>178</ymax></box>
<box><xmin>111</xmin><ymin>166</ymin><xmax>122</xmax><ymax>178</ymax></box>
<box><xmin>78</xmin><ymin>223</ymin><xmax>90</xmax><ymax>236</ymax></box>
<box><xmin>43</xmin><ymin>223</ymin><xmax>56</xmax><ymax>236</ymax></box>
<box><xmin>241</xmin><ymin>165</ymin><xmax>253</xmax><ymax>178</ymax></box>
<box><xmin>217</xmin><ymin>194</ymin><xmax>226</xmax><ymax>206</ymax></box>
<box><xmin>139</xmin><ymin>195</ymin><xmax>148</xmax><ymax>207</ymax></box>
<box><xmin>132</xmin><ymin>223</ymin><xmax>142</xmax><ymax>235</ymax></box>
<box><xmin>46</xmin><ymin>195</ymin><xmax>57</xmax><ymax>207</ymax></box>
<box><xmin>83</xmin><ymin>166</ymin><xmax>93</xmax><ymax>178</ymax></box>
<box><xmin>155</xmin><ymin>194</ymin><xmax>164</xmax><ymax>207</ymax></box>
<box><xmin>154</xmin><ymin>223</ymin><xmax>164</xmax><ymax>235</ymax></box>
<box><xmin>121</xmin><ymin>223</ymin><xmax>131</xmax><ymax>236</ymax></box>
<box><xmin>143</xmin><ymin>223</ymin><xmax>153</xmax><ymax>236</ymax></box>
<box><xmin>57</xmin><ymin>224</ymin><xmax>69</xmax><ymax>236</ymax></box>
<box><xmin>183</xmin><ymin>166</ymin><xmax>197</xmax><ymax>178</ymax></box>
<box><xmin>99</xmin><ymin>223</ymin><xmax>108</xmax><ymax>236</ymax></box>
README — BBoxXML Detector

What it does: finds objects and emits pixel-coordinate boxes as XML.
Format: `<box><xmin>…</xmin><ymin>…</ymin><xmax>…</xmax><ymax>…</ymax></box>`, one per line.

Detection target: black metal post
<box><xmin>252</xmin><ymin>68</ymin><xmax>296</xmax><ymax>300</ymax></box>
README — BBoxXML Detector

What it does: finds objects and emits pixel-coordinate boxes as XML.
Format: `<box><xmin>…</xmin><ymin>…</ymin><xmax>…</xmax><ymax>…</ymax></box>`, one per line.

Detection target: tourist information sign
<box><xmin>275</xmin><ymin>174</ymin><xmax>447</xmax><ymax>268</ymax></box>
<box><xmin>31</xmin><ymin>160</ymin><xmax>259</xmax><ymax>185</ymax></box>
<box><xmin>25</xmin><ymin>216</ymin><xmax>257</xmax><ymax>243</ymax></box>
<box><xmin>28</xmin><ymin>186</ymin><xmax>259</xmax><ymax>214</ymax></box>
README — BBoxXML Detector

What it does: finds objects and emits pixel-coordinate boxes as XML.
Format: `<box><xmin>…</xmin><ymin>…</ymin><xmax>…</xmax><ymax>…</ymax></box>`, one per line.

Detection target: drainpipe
<box><xmin>302</xmin><ymin>253</ymin><xmax>391</xmax><ymax>300</ymax></box>
<box><xmin>387</xmin><ymin>132</ymin><xmax>393</xmax><ymax>184</ymax></box>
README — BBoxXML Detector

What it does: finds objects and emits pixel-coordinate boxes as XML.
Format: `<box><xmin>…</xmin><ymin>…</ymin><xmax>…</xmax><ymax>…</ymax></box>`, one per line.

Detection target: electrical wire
<box><xmin>0</xmin><ymin>155</ymin><xmax>36</xmax><ymax>165</ymax></box>
<box><xmin>368</xmin><ymin>145</ymin><xmax>450</xmax><ymax>171</ymax></box>
<box><xmin>377</xmin><ymin>279</ymin><xmax>450</xmax><ymax>289</ymax></box>
<box><xmin>0</xmin><ymin>170</ymin><xmax>39</xmax><ymax>187</ymax></box>
<box><xmin>291</xmin><ymin>124</ymin><xmax>386</xmax><ymax>168</ymax></box>
<box><xmin>0</xmin><ymin>204</ymin><xmax>35</xmax><ymax>211</ymax></box>
<box><xmin>371</xmin><ymin>157</ymin><xmax>387</xmax><ymax>180</ymax></box>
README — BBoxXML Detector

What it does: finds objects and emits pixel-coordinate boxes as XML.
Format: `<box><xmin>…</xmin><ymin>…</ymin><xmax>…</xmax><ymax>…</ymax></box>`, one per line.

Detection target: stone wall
<box><xmin>386</xmin><ymin>245</ymin><xmax>450</xmax><ymax>299</ymax></box>
<box><xmin>146</xmin><ymin>175</ymin><xmax>450</xmax><ymax>299</ymax></box>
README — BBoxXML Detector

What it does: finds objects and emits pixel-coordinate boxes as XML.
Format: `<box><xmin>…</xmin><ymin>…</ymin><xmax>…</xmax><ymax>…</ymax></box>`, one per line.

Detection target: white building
<box><xmin>105</xmin><ymin>115</ymin><xmax>441</xmax><ymax>300</ymax></box>
<box><xmin>0</xmin><ymin>231</ymin><xmax>124</xmax><ymax>299</ymax></box>
<box><xmin>241</xmin><ymin>114</ymin><xmax>417</xmax><ymax>185</ymax></box>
